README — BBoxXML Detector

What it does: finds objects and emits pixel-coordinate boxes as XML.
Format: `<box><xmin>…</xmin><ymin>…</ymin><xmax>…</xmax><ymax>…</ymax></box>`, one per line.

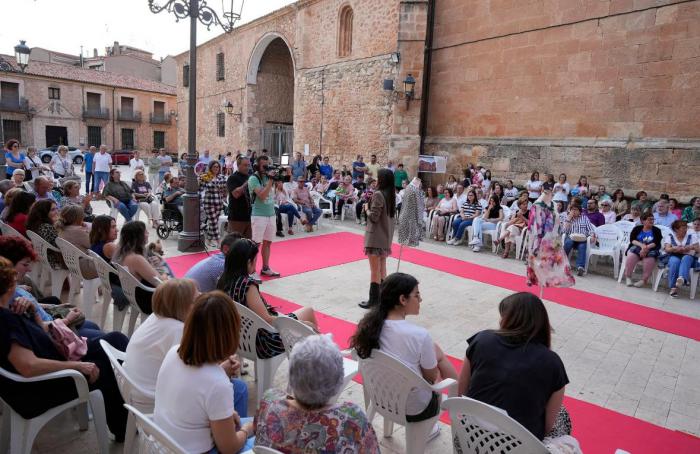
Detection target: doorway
<box><xmin>45</xmin><ymin>126</ymin><xmax>68</xmax><ymax>147</ymax></box>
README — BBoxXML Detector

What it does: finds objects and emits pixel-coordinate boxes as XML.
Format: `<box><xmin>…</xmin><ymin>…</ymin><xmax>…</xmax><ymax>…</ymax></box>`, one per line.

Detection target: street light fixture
<box><xmin>224</xmin><ymin>100</ymin><xmax>234</xmax><ymax>114</ymax></box>
<box><xmin>14</xmin><ymin>40</ymin><xmax>30</xmax><ymax>72</ymax></box>
<box><xmin>403</xmin><ymin>74</ymin><xmax>416</xmax><ymax>100</ymax></box>
<box><xmin>147</xmin><ymin>0</ymin><xmax>244</xmax><ymax>252</ymax></box>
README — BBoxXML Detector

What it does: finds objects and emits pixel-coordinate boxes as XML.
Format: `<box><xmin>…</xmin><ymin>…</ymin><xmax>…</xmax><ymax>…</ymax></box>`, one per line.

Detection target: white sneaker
<box><xmin>473</xmin><ymin>245</ymin><xmax>482</xmax><ymax>252</ymax></box>
<box><xmin>446</xmin><ymin>239</ymin><xmax>455</xmax><ymax>245</ymax></box>
<box><xmin>468</xmin><ymin>238</ymin><xmax>480</xmax><ymax>246</ymax></box>
<box><xmin>625</xmin><ymin>277</ymin><xmax>632</xmax><ymax>287</ymax></box>
<box><xmin>676</xmin><ymin>277</ymin><xmax>685</xmax><ymax>287</ymax></box>
<box><xmin>633</xmin><ymin>280</ymin><xmax>645</xmax><ymax>288</ymax></box>
<box><xmin>426</xmin><ymin>423</ymin><xmax>441</xmax><ymax>442</ymax></box>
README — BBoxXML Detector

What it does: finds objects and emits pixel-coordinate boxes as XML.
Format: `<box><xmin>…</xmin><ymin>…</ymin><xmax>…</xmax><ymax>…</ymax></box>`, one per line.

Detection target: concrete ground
<box><xmin>18</xmin><ymin>164</ymin><xmax>700</xmax><ymax>453</ymax></box>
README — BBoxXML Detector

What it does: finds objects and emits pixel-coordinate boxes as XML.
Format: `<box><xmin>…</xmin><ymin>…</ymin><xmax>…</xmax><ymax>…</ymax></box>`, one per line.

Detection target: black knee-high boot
<box><xmin>359</xmin><ymin>282</ymin><xmax>380</xmax><ymax>309</ymax></box>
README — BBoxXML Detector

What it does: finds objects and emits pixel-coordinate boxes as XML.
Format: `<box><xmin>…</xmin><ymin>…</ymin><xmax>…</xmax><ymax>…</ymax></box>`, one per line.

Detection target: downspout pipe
<box><xmin>418</xmin><ymin>0</ymin><xmax>435</xmax><ymax>154</ymax></box>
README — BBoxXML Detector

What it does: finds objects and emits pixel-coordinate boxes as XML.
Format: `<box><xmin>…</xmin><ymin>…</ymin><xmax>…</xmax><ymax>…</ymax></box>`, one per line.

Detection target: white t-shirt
<box><xmin>93</xmin><ymin>152</ymin><xmax>112</xmax><ymax>172</ymax></box>
<box><xmin>552</xmin><ymin>182</ymin><xmax>570</xmax><ymax>202</ymax></box>
<box><xmin>154</xmin><ymin>347</ymin><xmax>234</xmax><ymax>453</ymax></box>
<box><xmin>124</xmin><ymin>314</ymin><xmax>184</xmax><ymax>396</ymax></box>
<box><xmin>602</xmin><ymin>210</ymin><xmax>616</xmax><ymax>224</ymax></box>
<box><xmin>130</xmin><ymin>158</ymin><xmax>145</xmax><ymax>172</ymax></box>
<box><xmin>526</xmin><ymin>180</ymin><xmax>542</xmax><ymax>199</ymax></box>
<box><xmin>503</xmin><ymin>187</ymin><xmax>519</xmax><ymax>203</ymax></box>
<box><xmin>379</xmin><ymin>319</ymin><xmax>437</xmax><ymax>415</ymax></box>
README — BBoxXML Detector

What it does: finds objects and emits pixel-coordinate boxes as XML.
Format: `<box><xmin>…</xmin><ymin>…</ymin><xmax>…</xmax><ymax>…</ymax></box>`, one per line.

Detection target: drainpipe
<box><xmin>418</xmin><ymin>0</ymin><xmax>436</xmax><ymax>154</ymax></box>
<box><xmin>112</xmin><ymin>88</ymin><xmax>116</xmax><ymax>149</ymax></box>
<box><xmin>318</xmin><ymin>66</ymin><xmax>326</xmax><ymax>156</ymax></box>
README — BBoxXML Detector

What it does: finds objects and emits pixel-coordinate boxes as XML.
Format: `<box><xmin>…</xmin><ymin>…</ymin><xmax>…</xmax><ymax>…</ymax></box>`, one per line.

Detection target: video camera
<box><xmin>264</xmin><ymin>164</ymin><xmax>287</xmax><ymax>182</ymax></box>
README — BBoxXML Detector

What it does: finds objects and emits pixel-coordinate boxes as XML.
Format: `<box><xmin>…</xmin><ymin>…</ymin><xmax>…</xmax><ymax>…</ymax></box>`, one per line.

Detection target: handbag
<box><xmin>48</xmin><ymin>319</ymin><xmax>88</xmax><ymax>361</ymax></box>
<box><xmin>42</xmin><ymin>303</ymin><xmax>86</xmax><ymax>329</ymax></box>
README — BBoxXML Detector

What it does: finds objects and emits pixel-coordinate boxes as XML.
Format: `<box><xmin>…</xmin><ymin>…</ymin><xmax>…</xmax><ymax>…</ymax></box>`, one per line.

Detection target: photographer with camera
<box><xmin>248</xmin><ymin>156</ymin><xmax>281</xmax><ymax>277</ymax></box>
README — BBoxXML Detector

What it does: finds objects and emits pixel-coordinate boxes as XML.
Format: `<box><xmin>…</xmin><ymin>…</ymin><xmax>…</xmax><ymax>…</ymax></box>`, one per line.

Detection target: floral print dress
<box><xmin>526</xmin><ymin>201</ymin><xmax>575</xmax><ymax>288</ymax></box>
<box><xmin>255</xmin><ymin>389</ymin><xmax>380</xmax><ymax>453</ymax></box>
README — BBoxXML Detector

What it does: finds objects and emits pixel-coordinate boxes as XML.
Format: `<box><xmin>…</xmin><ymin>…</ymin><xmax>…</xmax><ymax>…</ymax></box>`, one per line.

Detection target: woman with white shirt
<box><xmin>129</xmin><ymin>150</ymin><xmax>145</xmax><ymax>173</ymax></box>
<box><xmin>481</xmin><ymin>169</ymin><xmax>493</xmax><ymax>192</ymax></box>
<box><xmin>663</xmin><ymin>220</ymin><xmax>699</xmax><ymax>298</ymax></box>
<box><xmin>599</xmin><ymin>199</ymin><xmax>617</xmax><ymax>224</ymax></box>
<box><xmin>430</xmin><ymin>187</ymin><xmax>458</xmax><ymax>241</ymax></box>
<box><xmin>526</xmin><ymin>171</ymin><xmax>542</xmax><ymax>203</ymax></box>
<box><xmin>154</xmin><ymin>291</ymin><xmax>254</xmax><ymax>453</ymax></box>
<box><xmin>552</xmin><ymin>173</ymin><xmax>570</xmax><ymax>210</ymax></box>
<box><xmin>24</xmin><ymin>146</ymin><xmax>48</xmax><ymax>181</ymax></box>
<box><xmin>503</xmin><ymin>180</ymin><xmax>519</xmax><ymax>205</ymax></box>
<box><xmin>350</xmin><ymin>273</ymin><xmax>457</xmax><ymax>440</ymax></box>
<box><xmin>125</xmin><ymin>279</ymin><xmax>249</xmax><ymax>417</ymax></box>
<box><xmin>50</xmin><ymin>145</ymin><xmax>79</xmax><ymax>183</ymax></box>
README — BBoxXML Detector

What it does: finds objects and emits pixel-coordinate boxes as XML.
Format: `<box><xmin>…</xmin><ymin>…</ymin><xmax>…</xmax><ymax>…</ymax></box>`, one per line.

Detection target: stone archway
<box><xmin>246</xmin><ymin>33</ymin><xmax>295</xmax><ymax>163</ymax></box>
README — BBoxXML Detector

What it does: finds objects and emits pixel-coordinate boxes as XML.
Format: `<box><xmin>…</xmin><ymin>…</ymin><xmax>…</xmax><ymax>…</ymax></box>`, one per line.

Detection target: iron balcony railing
<box><xmin>149</xmin><ymin>113</ymin><xmax>172</xmax><ymax>125</ymax></box>
<box><xmin>82</xmin><ymin>107</ymin><xmax>110</xmax><ymax>120</ymax></box>
<box><xmin>0</xmin><ymin>97</ymin><xmax>29</xmax><ymax>113</ymax></box>
<box><xmin>117</xmin><ymin>110</ymin><xmax>142</xmax><ymax>122</ymax></box>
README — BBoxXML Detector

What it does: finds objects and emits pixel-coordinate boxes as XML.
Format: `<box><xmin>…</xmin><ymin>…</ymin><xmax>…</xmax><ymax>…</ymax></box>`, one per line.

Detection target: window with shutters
<box><xmin>87</xmin><ymin>126</ymin><xmax>101</xmax><ymax>147</ymax></box>
<box><xmin>1</xmin><ymin>119</ymin><xmax>21</xmax><ymax>143</ymax></box>
<box><xmin>153</xmin><ymin>131</ymin><xmax>165</xmax><ymax>149</ymax></box>
<box><xmin>338</xmin><ymin>5</ymin><xmax>353</xmax><ymax>57</ymax></box>
<box><xmin>216</xmin><ymin>53</ymin><xmax>225</xmax><ymax>81</ymax></box>
<box><xmin>48</xmin><ymin>87</ymin><xmax>61</xmax><ymax>100</ymax></box>
<box><xmin>217</xmin><ymin>112</ymin><xmax>225</xmax><ymax>137</ymax></box>
<box><xmin>183</xmin><ymin>64</ymin><xmax>190</xmax><ymax>87</ymax></box>
<box><xmin>121</xmin><ymin>128</ymin><xmax>135</xmax><ymax>150</ymax></box>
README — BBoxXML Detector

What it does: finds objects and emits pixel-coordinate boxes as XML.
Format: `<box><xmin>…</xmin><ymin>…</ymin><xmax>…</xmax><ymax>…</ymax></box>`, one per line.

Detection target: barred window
<box><xmin>216</xmin><ymin>53</ymin><xmax>225</xmax><ymax>81</ymax></box>
<box><xmin>154</xmin><ymin>131</ymin><xmax>165</xmax><ymax>149</ymax></box>
<box><xmin>183</xmin><ymin>64</ymin><xmax>190</xmax><ymax>87</ymax></box>
<box><xmin>217</xmin><ymin>112</ymin><xmax>225</xmax><ymax>137</ymax></box>
<box><xmin>48</xmin><ymin>87</ymin><xmax>61</xmax><ymax>100</ymax></box>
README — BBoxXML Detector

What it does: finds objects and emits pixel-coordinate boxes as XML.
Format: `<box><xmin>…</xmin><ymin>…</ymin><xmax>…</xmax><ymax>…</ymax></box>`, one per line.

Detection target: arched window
<box><xmin>338</xmin><ymin>5</ymin><xmax>353</xmax><ymax>57</ymax></box>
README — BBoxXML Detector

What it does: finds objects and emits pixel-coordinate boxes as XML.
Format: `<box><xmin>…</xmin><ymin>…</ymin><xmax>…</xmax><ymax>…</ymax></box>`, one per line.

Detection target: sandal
<box><xmin>287</xmin><ymin>229</ymin><xmax>294</xmax><ymax>235</ymax></box>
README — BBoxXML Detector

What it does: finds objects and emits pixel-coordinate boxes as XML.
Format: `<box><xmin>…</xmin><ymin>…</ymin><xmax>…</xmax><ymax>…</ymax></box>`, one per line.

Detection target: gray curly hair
<box><xmin>288</xmin><ymin>334</ymin><xmax>344</xmax><ymax>409</ymax></box>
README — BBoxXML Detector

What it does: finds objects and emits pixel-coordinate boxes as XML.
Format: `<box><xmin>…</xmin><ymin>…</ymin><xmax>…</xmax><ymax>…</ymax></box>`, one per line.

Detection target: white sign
<box><xmin>304</xmin><ymin>144</ymin><xmax>310</xmax><ymax>156</ymax></box>
<box><xmin>418</xmin><ymin>155</ymin><xmax>447</xmax><ymax>173</ymax></box>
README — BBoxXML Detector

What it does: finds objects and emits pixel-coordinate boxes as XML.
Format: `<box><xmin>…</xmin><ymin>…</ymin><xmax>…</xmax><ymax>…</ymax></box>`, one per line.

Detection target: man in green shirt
<box><xmin>394</xmin><ymin>163</ymin><xmax>408</xmax><ymax>190</ymax></box>
<box><xmin>249</xmin><ymin>155</ymin><xmax>280</xmax><ymax>277</ymax></box>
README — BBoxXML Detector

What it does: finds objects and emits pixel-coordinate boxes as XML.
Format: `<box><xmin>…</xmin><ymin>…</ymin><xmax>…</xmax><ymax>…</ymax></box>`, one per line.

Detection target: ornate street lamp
<box><xmin>148</xmin><ymin>0</ymin><xmax>244</xmax><ymax>252</ymax></box>
<box><xmin>403</xmin><ymin>74</ymin><xmax>416</xmax><ymax>100</ymax></box>
<box><xmin>14</xmin><ymin>40</ymin><xmax>30</xmax><ymax>72</ymax></box>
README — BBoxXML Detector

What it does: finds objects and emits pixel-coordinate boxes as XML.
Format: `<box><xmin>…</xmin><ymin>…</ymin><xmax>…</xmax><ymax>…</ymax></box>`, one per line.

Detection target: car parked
<box><xmin>39</xmin><ymin>146</ymin><xmax>85</xmax><ymax>165</ymax></box>
<box><xmin>111</xmin><ymin>149</ymin><xmax>135</xmax><ymax>165</ymax></box>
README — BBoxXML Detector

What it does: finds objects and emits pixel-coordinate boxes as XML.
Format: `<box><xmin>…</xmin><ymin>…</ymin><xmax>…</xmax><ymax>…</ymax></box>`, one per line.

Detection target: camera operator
<box><xmin>227</xmin><ymin>156</ymin><xmax>252</xmax><ymax>239</ymax></box>
<box><xmin>248</xmin><ymin>155</ymin><xmax>281</xmax><ymax>277</ymax></box>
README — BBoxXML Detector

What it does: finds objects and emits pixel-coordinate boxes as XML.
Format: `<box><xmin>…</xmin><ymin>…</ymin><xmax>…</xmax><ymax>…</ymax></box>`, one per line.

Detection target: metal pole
<box><xmin>178</xmin><ymin>0</ymin><xmax>204</xmax><ymax>252</ymax></box>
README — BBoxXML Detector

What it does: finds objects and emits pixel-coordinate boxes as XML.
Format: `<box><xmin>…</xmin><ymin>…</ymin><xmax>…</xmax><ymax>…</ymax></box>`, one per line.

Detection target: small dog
<box><xmin>146</xmin><ymin>240</ymin><xmax>170</xmax><ymax>276</ymax></box>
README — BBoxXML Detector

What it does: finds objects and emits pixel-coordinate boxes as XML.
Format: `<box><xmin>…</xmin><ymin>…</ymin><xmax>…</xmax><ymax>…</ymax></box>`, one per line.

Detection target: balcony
<box><xmin>0</xmin><ymin>97</ymin><xmax>29</xmax><ymax>113</ymax></box>
<box><xmin>117</xmin><ymin>109</ymin><xmax>142</xmax><ymax>122</ymax></box>
<box><xmin>149</xmin><ymin>113</ymin><xmax>172</xmax><ymax>125</ymax></box>
<box><xmin>82</xmin><ymin>107</ymin><xmax>110</xmax><ymax>120</ymax></box>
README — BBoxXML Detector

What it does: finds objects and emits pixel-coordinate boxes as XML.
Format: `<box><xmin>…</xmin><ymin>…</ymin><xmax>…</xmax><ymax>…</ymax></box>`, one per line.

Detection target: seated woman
<box><xmin>634</xmin><ymin>191</ymin><xmax>653</xmax><ymax>214</ymax></box>
<box><xmin>56</xmin><ymin>205</ymin><xmax>98</xmax><ymax>280</ymax></box>
<box><xmin>112</xmin><ymin>221</ymin><xmax>168</xmax><ymax>314</ymax></box>
<box><xmin>102</xmin><ymin>168</ymin><xmax>139</xmax><ymax>222</ymax></box>
<box><xmin>669</xmin><ymin>198</ymin><xmax>682</xmax><ymax>220</ymax></box>
<box><xmin>0</xmin><ymin>257</ymin><xmax>129</xmax><ymax>441</ymax></box>
<box><xmin>217</xmin><ymin>239</ymin><xmax>317</xmax><ymax>359</ymax></box>
<box><xmin>255</xmin><ymin>335</ymin><xmax>379</xmax><ymax>452</ymax></box>
<box><xmin>424</xmin><ymin>186</ymin><xmax>438</xmax><ymax>215</ymax></box>
<box><xmin>27</xmin><ymin>199</ymin><xmax>66</xmax><ymax>270</ymax></box>
<box><xmin>274</xmin><ymin>180</ymin><xmax>304</xmax><ymax>235</ymax></box>
<box><xmin>131</xmin><ymin>170</ymin><xmax>161</xmax><ymax>229</ymax></box>
<box><xmin>663</xmin><ymin>220</ymin><xmax>699</xmax><ymax>298</ymax></box>
<box><xmin>1</xmin><ymin>187</ymin><xmax>22</xmax><ymax>221</ymax></box>
<box><xmin>62</xmin><ymin>180</ymin><xmax>94</xmax><ymax>222</ymax></box>
<box><xmin>448</xmin><ymin>190</ymin><xmax>481</xmax><ymax>246</ymax></box>
<box><xmin>622</xmin><ymin>213</ymin><xmax>662</xmax><ymax>288</ymax></box>
<box><xmin>125</xmin><ymin>279</ymin><xmax>249</xmax><ymax>417</ymax></box>
<box><xmin>611</xmin><ymin>189</ymin><xmax>628</xmax><ymax>221</ymax></box>
<box><xmin>356</xmin><ymin>178</ymin><xmax>377</xmax><ymax>225</ymax></box>
<box><xmin>350</xmin><ymin>273</ymin><xmax>457</xmax><ymax>439</ymax></box>
<box><xmin>469</xmin><ymin>195</ymin><xmax>504</xmax><ymax>252</ymax></box>
<box><xmin>6</xmin><ymin>191</ymin><xmax>36</xmax><ymax>237</ymax></box>
<box><xmin>430</xmin><ymin>187</ymin><xmax>457</xmax><ymax>242</ymax></box>
<box><xmin>599</xmin><ymin>199</ymin><xmax>617</xmax><ymax>224</ymax></box>
<box><xmin>90</xmin><ymin>215</ymin><xmax>118</xmax><ymax>262</ymax></box>
<box><xmin>333</xmin><ymin>175</ymin><xmax>357</xmax><ymax>219</ymax></box>
<box><xmin>313</xmin><ymin>175</ymin><xmax>329</xmax><ymax>194</ymax></box>
<box><xmin>458</xmin><ymin>292</ymin><xmax>580</xmax><ymax>453</ymax></box>
<box><xmin>498</xmin><ymin>198</ymin><xmax>530</xmax><ymax>258</ymax></box>
<box><xmin>154</xmin><ymin>291</ymin><xmax>254</xmax><ymax>453</ymax></box>
<box><xmin>681</xmin><ymin>197</ymin><xmax>699</xmax><ymax>222</ymax></box>
<box><xmin>622</xmin><ymin>204</ymin><xmax>642</xmax><ymax>225</ymax></box>
<box><xmin>561</xmin><ymin>201</ymin><xmax>597</xmax><ymax>276</ymax></box>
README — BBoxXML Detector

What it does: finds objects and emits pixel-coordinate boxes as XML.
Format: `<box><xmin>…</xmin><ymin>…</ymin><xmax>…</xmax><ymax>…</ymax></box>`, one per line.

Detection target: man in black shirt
<box><xmin>226</xmin><ymin>156</ymin><xmax>252</xmax><ymax>239</ymax></box>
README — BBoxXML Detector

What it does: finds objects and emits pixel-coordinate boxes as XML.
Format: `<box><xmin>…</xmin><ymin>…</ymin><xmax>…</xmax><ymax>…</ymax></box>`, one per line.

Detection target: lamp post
<box><xmin>148</xmin><ymin>0</ymin><xmax>243</xmax><ymax>252</ymax></box>
<box><xmin>14</xmin><ymin>40</ymin><xmax>30</xmax><ymax>72</ymax></box>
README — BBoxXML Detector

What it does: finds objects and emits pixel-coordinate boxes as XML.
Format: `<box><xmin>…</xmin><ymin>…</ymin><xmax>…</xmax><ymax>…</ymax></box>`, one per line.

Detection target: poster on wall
<box><xmin>418</xmin><ymin>155</ymin><xmax>447</xmax><ymax>173</ymax></box>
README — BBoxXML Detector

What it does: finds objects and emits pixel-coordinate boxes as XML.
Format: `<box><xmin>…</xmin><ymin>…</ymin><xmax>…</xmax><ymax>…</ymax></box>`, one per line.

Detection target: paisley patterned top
<box><xmin>255</xmin><ymin>388</ymin><xmax>380</xmax><ymax>454</ymax></box>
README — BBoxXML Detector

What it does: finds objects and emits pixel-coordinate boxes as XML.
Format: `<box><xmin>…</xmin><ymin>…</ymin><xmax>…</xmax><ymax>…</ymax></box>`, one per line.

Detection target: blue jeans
<box><xmin>85</xmin><ymin>172</ymin><xmax>94</xmax><ymax>193</ymax></box>
<box><xmin>93</xmin><ymin>171</ymin><xmax>110</xmax><ymax>192</ymax></box>
<box><xmin>78</xmin><ymin>320</ymin><xmax>103</xmax><ymax>340</ymax></box>
<box><xmin>207</xmin><ymin>417</ymin><xmax>255</xmax><ymax>453</ymax></box>
<box><xmin>564</xmin><ymin>238</ymin><xmax>588</xmax><ymax>268</ymax></box>
<box><xmin>277</xmin><ymin>203</ymin><xmax>301</xmax><ymax>227</ymax></box>
<box><xmin>116</xmin><ymin>200</ymin><xmax>139</xmax><ymax>221</ymax></box>
<box><xmin>668</xmin><ymin>255</ymin><xmax>696</xmax><ymax>288</ymax></box>
<box><xmin>472</xmin><ymin>217</ymin><xmax>497</xmax><ymax>243</ymax></box>
<box><xmin>452</xmin><ymin>217</ymin><xmax>473</xmax><ymax>240</ymax></box>
<box><xmin>301</xmin><ymin>206</ymin><xmax>322</xmax><ymax>225</ymax></box>
<box><xmin>158</xmin><ymin>170</ymin><xmax>167</xmax><ymax>183</ymax></box>
<box><xmin>232</xmin><ymin>378</ymin><xmax>248</xmax><ymax>417</ymax></box>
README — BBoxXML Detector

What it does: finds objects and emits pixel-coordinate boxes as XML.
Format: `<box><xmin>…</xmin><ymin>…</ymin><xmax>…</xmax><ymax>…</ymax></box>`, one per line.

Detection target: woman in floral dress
<box><xmin>526</xmin><ymin>188</ymin><xmax>575</xmax><ymax>289</ymax></box>
<box><xmin>198</xmin><ymin>160</ymin><xmax>227</xmax><ymax>247</ymax></box>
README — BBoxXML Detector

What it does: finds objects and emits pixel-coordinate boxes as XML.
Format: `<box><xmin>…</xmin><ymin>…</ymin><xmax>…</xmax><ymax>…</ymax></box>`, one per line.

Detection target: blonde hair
<box><xmin>56</xmin><ymin>205</ymin><xmax>84</xmax><ymax>231</ymax></box>
<box><xmin>152</xmin><ymin>278</ymin><xmax>198</xmax><ymax>321</ymax></box>
<box><xmin>63</xmin><ymin>180</ymin><xmax>79</xmax><ymax>194</ymax></box>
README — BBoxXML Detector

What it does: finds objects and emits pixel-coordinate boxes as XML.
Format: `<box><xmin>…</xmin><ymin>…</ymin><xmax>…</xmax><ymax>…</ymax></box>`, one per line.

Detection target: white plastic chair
<box><xmin>100</xmin><ymin>340</ymin><xmax>156</xmax><ymax>454</ymax></box>
<box><xmin>106</xmin><ymin>199</ymin><xmax>141</xmax><ymax>223</ymax></box>
<box><xmin>356</xmin><ymin>349</ymin><xmax>458</xmax><ymax>454</ymax></box>
<box><xmin>651</xmin><ymin>225</ymin><xmax>677</xmax><ymax>293</ymax></box>
<box><xmin>253</xmin><ymin>447</ymin><xmax>285</xmax><ymax>454</ymax></box>
<box><xmin>0</xmin><ymin>220</ymin><xmax>23</xmax><ymax>237</ymax></box>
<box><xmin>56</xmin><ymin>238</ymin><xmax>101</xmax><ymax>322</ymax></box>
<box><xmin>113</xmin><ymin>263</ymin><xmax>153</xmax><ymax>336</ymax></box>
<box><xmin>87</xmin><ymin>250</ymin><xmax>127</xmax><ymax>330</ymax></box>
<box><xmin>585</xmin><ymin>224</ymin><xmax>623</xmax><ymax>277</ymax></box>
<box><xmin>441</xmin><ymin>397</ymin><xmax>549</xmax><ymax>454</ymax></box>
<box><xmin>236</xmin><ymin>303</ymin><xmax>286</xmax><ymax>408</ymax></box>
<box><xmin>0</xmin><ymin>366</ymin><xmax>110</xmax><ymax>454</ymax></box>
<box><xmin>26</xmin><ymin>230</ymin><xmax>72</xmax><ymax>298</ymax></box>
<box><xmin>273</xmin><ymin>317</ymin><xmax>359</xmax><ymax>395</ymax></box>
<box><xmin>123</xmin><ymin>404</ymin><xmax>187</xmax><ymax>454</ymax></box>
<box><xmin>339</xmin><ymin>189</ymin><xmax>359</xmax><ymax>221</ymax></box>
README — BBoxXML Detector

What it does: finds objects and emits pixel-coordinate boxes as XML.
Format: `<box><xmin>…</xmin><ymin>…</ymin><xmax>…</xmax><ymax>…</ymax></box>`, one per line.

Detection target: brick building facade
<box><xmin>178</xmin><ymin>0</ymin><xmax>699</xmax><ymax>199</ymax></box>
<box><xmin>0</xmin><ymin>56</ymin><xmax>177</xmax><ymax>153</ymax></box>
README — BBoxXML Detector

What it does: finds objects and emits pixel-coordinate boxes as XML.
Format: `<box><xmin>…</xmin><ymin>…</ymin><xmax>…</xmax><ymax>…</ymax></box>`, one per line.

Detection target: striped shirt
<box><xmin>562</xmin><ymin>214</ymin><xmax>595</xmax><ymax>237</ymax></box>
<box><xmin>461</xmin><ymin>202</ymin><xmax>481</xmax><ymax>218</ymax></box>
